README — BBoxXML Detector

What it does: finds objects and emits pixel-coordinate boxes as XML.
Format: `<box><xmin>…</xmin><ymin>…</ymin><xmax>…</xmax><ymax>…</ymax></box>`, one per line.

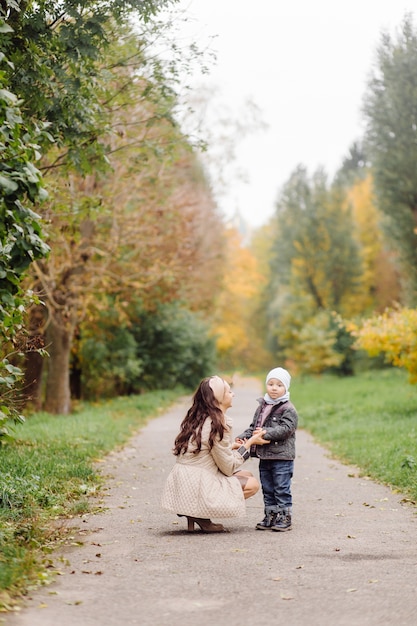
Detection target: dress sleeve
<box><xmin>206</xmin><ymin>421</ymin><xmax>247</xmax><ymax>476</ymax></box>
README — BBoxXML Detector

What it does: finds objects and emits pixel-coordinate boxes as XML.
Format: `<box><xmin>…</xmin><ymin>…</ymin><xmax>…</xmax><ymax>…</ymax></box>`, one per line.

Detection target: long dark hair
<box><xmin>173</xmin><ymin>378</ymin><xmax>226</xmax><ymax>455</ymax></box>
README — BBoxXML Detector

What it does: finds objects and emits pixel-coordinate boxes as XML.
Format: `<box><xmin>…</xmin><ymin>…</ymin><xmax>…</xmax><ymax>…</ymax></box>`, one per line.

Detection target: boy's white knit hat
<box><xmin>266</xmin><ymin>367</ymin><xmax>291</xmax><ymax>392</ymax></box>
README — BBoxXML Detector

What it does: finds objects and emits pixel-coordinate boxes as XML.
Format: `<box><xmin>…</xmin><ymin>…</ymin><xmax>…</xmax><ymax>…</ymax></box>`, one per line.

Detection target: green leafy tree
<box><xmin>266</xmin><ymin>166</ymin><xmax>364</xmax><ymax>374</ymax></box>
<box><xmin>270</xmin><ymin>166</ymin><xmax>363</xmax><ymax>313</ymax></box>
<box><xmin>363</xmin><ymin>13</ymin><xmax>417</xmax><ymax>302</ymax></box>
<box><xmin>2</xmin><ymin>0</ymin><xmax>217</xmax><ymax>414</ymax></box>
<box><xmin>130</xmin><ymin>302</ymin><xmax>217</xmax><ymax>391</ymax></box>
<box><xmin>78</xmin><ymin>301</ymin><xmax>216</xmax><ymax>398</ymax></box>
<box><xmin>0</xmin><ymin>21</ymin><xmax>50</xmax><ymax>436</ymax></box>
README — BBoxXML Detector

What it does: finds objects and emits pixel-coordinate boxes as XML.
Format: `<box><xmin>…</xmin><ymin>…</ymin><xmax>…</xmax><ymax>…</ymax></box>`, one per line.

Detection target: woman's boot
<box><xmin>177</xmin><ymin>515</ymin><xmax>227</xmax><ymax>533</ymax></box>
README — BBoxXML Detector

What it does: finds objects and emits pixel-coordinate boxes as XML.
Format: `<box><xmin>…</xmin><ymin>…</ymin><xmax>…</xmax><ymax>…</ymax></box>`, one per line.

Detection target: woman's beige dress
<box><xmin>161</xmin><ymin>415</ymin><xmax>247</xmax><ymax>519</ymax></box>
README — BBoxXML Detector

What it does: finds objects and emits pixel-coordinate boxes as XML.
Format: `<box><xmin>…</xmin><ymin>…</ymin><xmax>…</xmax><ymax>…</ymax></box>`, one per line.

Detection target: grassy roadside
<box><xmin>292</xmin><ymin>368</ymin><xmax>417</xmax><ymax>504</ymax></box>
<box><xmin>0</xmin><ymin>388</ymin><xmax>186</xmax><ymax>610</ymax></box>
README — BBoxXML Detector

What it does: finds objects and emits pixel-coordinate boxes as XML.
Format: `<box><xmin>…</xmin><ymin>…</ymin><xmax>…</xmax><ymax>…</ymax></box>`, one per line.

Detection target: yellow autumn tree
<box><xmin>213</xmin><ymin>226</ymin><xmax>271</xmax><ymax>371</ymax></box>
<box><xmin>345</xmin><ymin>174</ymin><xmax>401</xmax><ymax>312</ymax></box>
<box><xmin>351</xmin><ymin>307</ymin><xmax>417</xmax><ymax>382</ymax></box>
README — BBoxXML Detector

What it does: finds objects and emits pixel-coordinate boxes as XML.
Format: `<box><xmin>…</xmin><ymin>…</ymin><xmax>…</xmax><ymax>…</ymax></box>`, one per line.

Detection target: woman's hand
<box><xmin>247</xmin><ymin>429</ymin><xmax>270</xmax><ymax>446</ymax></box>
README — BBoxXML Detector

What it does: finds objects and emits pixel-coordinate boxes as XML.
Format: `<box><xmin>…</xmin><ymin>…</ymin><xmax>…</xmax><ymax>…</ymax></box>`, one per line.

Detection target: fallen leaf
<box><xmin>346</xmin><ymin>588</ymin><xmax>357</xmax><ymax>593</ymax></box>
<box><xmin>38</xmin><ymin>603</ymin><xmax>48</xmax><ymax>609</ymax></box>
<box><xmin>66</xmin><ymin>601</ymin><xmax>83</xmax><ymax>606</ymax></box>
<box><xmin>400</xmin><ymin>497</ymin><xmax>416</xmax><ymax>505</ymax></box>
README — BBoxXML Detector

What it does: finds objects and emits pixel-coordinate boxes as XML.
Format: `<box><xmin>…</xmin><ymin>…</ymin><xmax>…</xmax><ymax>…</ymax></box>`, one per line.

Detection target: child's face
<box><xmin>266</xmin><ymin>378</ymin><xmax>286</xmax><ymax>400</ymax></box>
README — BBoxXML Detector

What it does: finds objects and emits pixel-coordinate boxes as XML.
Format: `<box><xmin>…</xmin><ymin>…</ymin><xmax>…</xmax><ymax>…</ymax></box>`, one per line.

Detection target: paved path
<box><xmin>5</xmin><ymin>377</ymin><xmax>417</xmax><ymax>626</ymax></box>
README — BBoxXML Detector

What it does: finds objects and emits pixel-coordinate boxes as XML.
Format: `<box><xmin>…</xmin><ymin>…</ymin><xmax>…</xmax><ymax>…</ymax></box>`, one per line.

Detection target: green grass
<box><xmin>0</xmin><ymin>388</ymin><xmax>185</xmax><ymax>609</ymax></box>
<box><xmin>292</xmin><ymin>369</ymin><xmax>417</xmax><ymax>503</ymax></box>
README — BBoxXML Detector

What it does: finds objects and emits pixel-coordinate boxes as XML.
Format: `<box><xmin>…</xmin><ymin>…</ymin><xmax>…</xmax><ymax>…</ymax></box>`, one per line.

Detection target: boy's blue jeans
<box><xmin>259</xmin><ymin>459</ymin><xmax>294</xmax><ymax>513</ymax></box>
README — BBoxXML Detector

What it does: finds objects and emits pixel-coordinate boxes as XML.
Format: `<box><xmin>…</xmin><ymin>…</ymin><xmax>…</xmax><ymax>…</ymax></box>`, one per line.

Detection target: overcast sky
<box><xmin>170</xmin><ymin>1</ymin><xmax>416</xmax><ymax>228</ymax></box>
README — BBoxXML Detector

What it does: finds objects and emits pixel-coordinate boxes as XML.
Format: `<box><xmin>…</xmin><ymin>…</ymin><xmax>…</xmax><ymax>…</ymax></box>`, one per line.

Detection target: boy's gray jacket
<box><xmin>237</xmin><ymin>398</ymin><xmax>298</xmax><ymax>460</ymax></box>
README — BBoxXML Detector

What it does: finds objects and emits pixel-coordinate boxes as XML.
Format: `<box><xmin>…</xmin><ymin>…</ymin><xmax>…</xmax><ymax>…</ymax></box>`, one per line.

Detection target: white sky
<box><xmin>170</xmin><ymin>0</ymin><xmax>416</xmax><ymax>227</ymax></box>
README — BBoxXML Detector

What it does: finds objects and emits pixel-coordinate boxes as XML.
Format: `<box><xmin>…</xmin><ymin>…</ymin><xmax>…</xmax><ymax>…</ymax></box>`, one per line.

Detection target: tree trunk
<box><xmin>23</xmin><ymin>350</ymin><xmax>44</xmax><ymax>410</ymax></box>
<box><xmin>44</xmin><ymin>317</ymin><xmax>73</xmax><ymax>414</ymax></box>
<box><xmin>22</xmin><ymin>299</ymin><xmax>47</xmax><ymax>410</ymax></box>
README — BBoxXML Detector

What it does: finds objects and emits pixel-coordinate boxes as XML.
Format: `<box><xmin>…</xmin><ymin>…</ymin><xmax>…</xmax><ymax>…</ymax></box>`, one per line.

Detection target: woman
<box><xmin>161</xmin><ymin>375</ymin><xmax>268</xmax><ymax>533</ymax></box>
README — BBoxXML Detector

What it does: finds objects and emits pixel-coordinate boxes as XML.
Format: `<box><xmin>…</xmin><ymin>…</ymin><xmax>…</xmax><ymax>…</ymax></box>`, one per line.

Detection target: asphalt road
<box><xmin>4</xmin><ymin>377</ymin><xmax>417</xmax><ymax>626</ymax></box>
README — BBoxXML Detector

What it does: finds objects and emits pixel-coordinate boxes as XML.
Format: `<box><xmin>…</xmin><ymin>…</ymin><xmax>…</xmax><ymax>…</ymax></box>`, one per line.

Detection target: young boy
<box><xmin>236</xmin><ymin>367</ymin><xmax>298</xmax><ymax>531</ymax></box>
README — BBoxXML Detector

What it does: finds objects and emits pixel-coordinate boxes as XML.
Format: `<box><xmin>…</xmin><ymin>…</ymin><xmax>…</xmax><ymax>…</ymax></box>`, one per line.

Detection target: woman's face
<box><xmin>220</xmin><ymin>382</ymin><xmax>234</xmax><ymax>411</ymax></box>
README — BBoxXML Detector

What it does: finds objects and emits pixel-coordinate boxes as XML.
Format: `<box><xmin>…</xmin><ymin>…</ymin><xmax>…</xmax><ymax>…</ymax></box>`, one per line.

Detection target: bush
<box><xmin>131</xmin><ymin>303</ymin><xmax>216</xmax><ymax>390</ymax></box>
<box><xmin>77</xmin><ymin>302</ymin><xmax>216</xmax><ymax>398</ymax></box>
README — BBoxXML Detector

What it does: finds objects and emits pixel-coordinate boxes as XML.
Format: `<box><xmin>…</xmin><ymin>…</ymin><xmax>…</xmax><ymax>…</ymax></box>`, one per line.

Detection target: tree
<box><xmin>351</xmin><ymin>306</ymin><xmax>417</xmax><ymax>382</ymax></box>
<box><xmin>334</xmin><ymin>140</ymin><xmax>368</xmax><ymax>188</ymax></box>
<box><xmin>265</xmin><ymin>166</ymin><xmax>365</xmax><ymax>374</ymax></box>
<box><xmin>26</xmin><ymin>118</ymin><xmax>224</xmax><ymax>412</ymax></box>
<box><xmin>270</xmin><ymin>166</ymin><xmax>363</xmax><ymax>314</ymax></box>
<box><xmin>343</xmin><ymin>174</ymin><xmax>401</xmax><ymax>312</ymax></box>
<box><xmin>1</xmin><ymin>1</ymin><xmax>220</xmax><ymax>414</ymax></box>
<box><xmin>1</xmin><ymin>0</ymin><xmax>183</xmax><ymax>422</ymax></box>
<box><xmin>363</xmin><ymin>13</ymin><xmax>417</xmax><ymax>302</ymax></box>
<box><xmin>0</xmin><ymin>23</ymin><xmax>50</xmax><ymax>435</ymax></box>
<box><xmin>212</xmin><ymin>227</ymin><xmax>270</xmax><ymax>371</ymax></box>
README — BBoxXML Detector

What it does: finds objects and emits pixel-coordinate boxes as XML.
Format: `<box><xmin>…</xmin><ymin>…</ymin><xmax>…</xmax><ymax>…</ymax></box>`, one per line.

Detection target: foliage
<box><xmin>270</xmin><ymin>166</ymin><xmax>363</xmax><ymax>314</ymax></box>
<box><xmin>269</xmin><ymin>293</ymin><xmax>344</xmax><ymax>375</ymax></box>
<box><xmin>350</xmin><ymin>306</ymin><xmax>417</xmax><ymax>382</ymax></box>
<box><xmin>213</xmin><ymin>227</ymin><xmax>271</xmax><ymax>371</ymax></box>
<box><xmin>130</xmin><ymin>303</ymin><xmax>217</xmax><ymax>390</ymax></box>
<box><xmin>363</xmin><ymin>13</ymin><xmax>417</xmax><ymax>302</ymax></box>
<box><xmin>0</xmin><ymin>387</ymin><xmax>184</xmax><ymax>606</ymax></box>
<box><xmin>76</xmin><ymin>321</ymin><xmax>143</xmax><ymax>399</ymax></box>
<box><xmin>0</xmin><ymin>358</ymin><xmax>25</xmax><ymax>440</ymax></box>
<box><xmin>78</xmin><ymin>301</ymin><xmax>216</xmax><ymax>397</ymax></box>
<box><xmin>293</xmin><ymin>369</ymin><xmax>417</xmax><ymax>502</ymax></box>
<box><xmin>1</xmin><ymin>0</ymin><xmax>178</xmax><ymax>172</ymax></box>
<box><xmin>342</xmin><ymin>173</ymin><xmax>401</xmax><ymax>312</ymax></box>
<box><xmin>2</xmin><ymin>1</ymin><xmax>218</xmax><ymax>414</ymax></box>
<box><xmin>1</xmin><ymin>0</ymin><xmax>185</xmax><ymax>422</ymax></box>
<box><xmin>333</xmin><ymin>140</ymin><xmax>368</xmax><ymax>188</ymax></box>
<box><xmin>0</xmin><ymin>24</ymin><xmax>50</xmax><ymax>435</ymax></box>
<box><xmin>328</xmin><ymin>313</ymin><xmax>357</xmax><ymax>376</ymax></box>
<box><xmin>265</xmin><ymin>165</ymin><xmax>366</xmax><ymax>374</ymax></box>
<box><xmin>27</xmin><ymin>121</ymin><xmax>223</xmax><ymax>412</ymax></box>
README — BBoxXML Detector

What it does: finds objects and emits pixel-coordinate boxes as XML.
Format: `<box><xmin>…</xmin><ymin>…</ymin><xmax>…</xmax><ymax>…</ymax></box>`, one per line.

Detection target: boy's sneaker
<box><xmin>255</xmin><ymin>512</ymin><xmax>277</xmax><ymax>530</ymax></box>
<box><xmin>271</xmin><ymin>509</ymin><xmax>292</xmax><ymax>531</ymax></box>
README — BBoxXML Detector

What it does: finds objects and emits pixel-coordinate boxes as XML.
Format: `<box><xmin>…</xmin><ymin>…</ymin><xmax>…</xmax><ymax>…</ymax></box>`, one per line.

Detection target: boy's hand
<box><xmin>252</xmin><ymin>428</ymin><xmax>270</xmax><ymax>445</ymax></box>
